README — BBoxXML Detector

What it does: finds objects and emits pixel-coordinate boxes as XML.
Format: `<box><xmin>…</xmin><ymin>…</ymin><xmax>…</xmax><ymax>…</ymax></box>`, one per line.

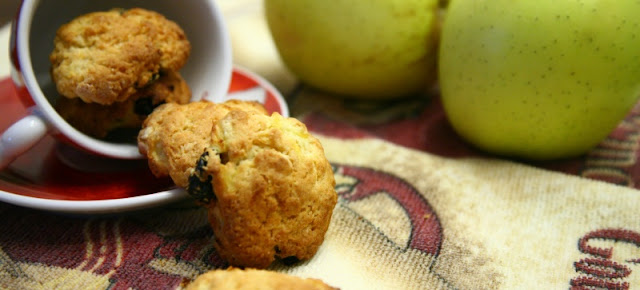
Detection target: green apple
<box><xmin>439</xmin><ymin>0</ymin><xmax>640</xmax><ymax>160</ymax></box>
<box><xmin>265</xmin><ymin>0</ymin><xmax>439</xmax><ymax>99</ymax></box>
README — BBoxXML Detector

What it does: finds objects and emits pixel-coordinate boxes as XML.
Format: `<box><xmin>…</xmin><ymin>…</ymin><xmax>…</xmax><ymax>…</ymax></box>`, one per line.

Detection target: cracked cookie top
<box><xmin>137</xmin><ymin>100</ymin><xmax>337</xmax><ymax>268</ymax></box>
<box><xmin>50</xmin><ymin>8</ymin><xmax>191</xmax><ymax>105</ymax></box>
<box><xmin>195</xmin><ymin>109</ymin><xmax>337</xmax><ymax>268</ymax></box>
<box><xmin>137</xmin><ymin>100</ymin><xmax>268</xmax><ymax>187</ymax></box>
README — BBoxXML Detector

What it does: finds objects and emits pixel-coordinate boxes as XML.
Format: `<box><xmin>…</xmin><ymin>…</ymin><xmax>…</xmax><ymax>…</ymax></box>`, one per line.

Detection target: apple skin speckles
<box><xmin>439</xmin><ymin>0</ymin><xmax>640</xmax><ymax>160</ymax></box>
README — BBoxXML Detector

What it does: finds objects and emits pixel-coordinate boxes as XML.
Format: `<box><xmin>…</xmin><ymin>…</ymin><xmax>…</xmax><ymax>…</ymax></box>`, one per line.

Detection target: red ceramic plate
<box><xmin>0</xmin><ymin>66</ymin><xmax>288</xmax><ymax>214</ymax></box>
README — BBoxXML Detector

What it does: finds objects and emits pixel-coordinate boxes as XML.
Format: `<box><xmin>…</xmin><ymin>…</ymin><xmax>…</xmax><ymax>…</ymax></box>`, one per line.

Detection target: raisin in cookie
<box><xmin>50</xmin><ymin>8</ymin><xmax>191</xmax><ymax>105</ymax></box>
<box><xmin>186</xmin><ymin>268</ymin><xmax>338</xmax><ymax>290</ymax></box>
<box><xmin>56</xmin><ymin>70</ymin><xmax>191</xmax><ymax>138</ymax></box>
<box><xmin>138</xmin><ymin>100</ymin><xmax>268</xmax><ymax>187</ymax></box>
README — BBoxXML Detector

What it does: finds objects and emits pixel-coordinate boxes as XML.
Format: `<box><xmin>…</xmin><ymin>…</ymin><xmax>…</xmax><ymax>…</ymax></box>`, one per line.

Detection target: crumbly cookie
<box><xmin>138</xmin><ymin>101</ymin><xmax>337</xmax><ymax>268</ymax></box>
<box><xmin>186</xmin><ymin>268</ymin><xmax>338</xmax><ymax>290</ymax></box>
<box><xmin>138</xmin><ymin>100</ymin><xmax>268</xmax><ymax>187</ymax></box>
<box><xmin>56</xmin><ymin>70</ymin><xmax>191</xmax><ymax>138</ymax></box>
<box><xmin>191</xmin><ymin>109</ymin><xmax>337</xmax><ymax>268</ymax></box>
<box><xmin>50</xmin><ymin>8</ymin><xmax>191</xmax><ymax>105</ymax></box>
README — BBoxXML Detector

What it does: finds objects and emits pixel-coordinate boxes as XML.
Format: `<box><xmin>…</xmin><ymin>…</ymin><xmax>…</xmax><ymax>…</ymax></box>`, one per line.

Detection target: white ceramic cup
<box><xmin>3</xmin><ymin>0</ymin><xmax>233</xmax><ymax>169</ymax></box>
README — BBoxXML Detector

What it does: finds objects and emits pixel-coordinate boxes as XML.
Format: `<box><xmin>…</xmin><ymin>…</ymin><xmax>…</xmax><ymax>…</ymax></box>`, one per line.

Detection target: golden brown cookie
<box><xmin>191</xmin><ymin>109</ymin><xmax>337</xmax><ymax>268</ymax></box>
<box><xmin>138</xmin><ymin>100</ymin><xmax>268</xmax><ymax>187</ymax></box>
<box><xmin>50</xmin><ymin>8</ymin><xmax>191</xmax><ymax>105</ymax></box>
<box><xmin>138</xmin><ymin>101</ymin><xmax>337</xmax><ymax>268</ymax></box>
<box><xmin>186</xmin><ymin>268</ymin><xmax>338</xmax><ymax>290</ymax></box>
<box><xmin>56</xmin><ymin>70</ymin><xmax>191</xmax><ymax>139</ymax></box>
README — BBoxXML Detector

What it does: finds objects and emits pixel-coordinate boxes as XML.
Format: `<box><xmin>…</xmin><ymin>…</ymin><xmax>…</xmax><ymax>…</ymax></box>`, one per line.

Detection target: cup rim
<box><xmin>14</xmin><ymin>0</ymin><xmax>233</xmax><ymax>160</ymax></box>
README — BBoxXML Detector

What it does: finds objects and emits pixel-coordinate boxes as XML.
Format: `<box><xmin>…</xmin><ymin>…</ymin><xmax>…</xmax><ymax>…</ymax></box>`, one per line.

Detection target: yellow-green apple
<box><xmin>265</xmin><ymin>0</ymin><xmax>440</xmax><ymax>99</ymax></box>
<box><xmin>439</xmin><ymin>0</ymin><xmax>640</xmax><ymax>160</ymax></box>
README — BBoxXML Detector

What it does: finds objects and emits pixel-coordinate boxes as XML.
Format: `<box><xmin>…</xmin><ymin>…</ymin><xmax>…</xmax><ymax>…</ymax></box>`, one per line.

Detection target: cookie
<box><xmin>50</xmin><ymin>8</ymin><xmax>191</xmax><ymax>105</ymax></box>
<box><xmin>138</xmin><ymin>100</ymin><xmax>268</xmax><ymax>187</ymax></box>
<box><xmin>186</xmin><ymin>268</ymin><xmax>337</xmax><ymax>290</ymax></box>
<box><xmin>138</xmin><ymin>101</ymin><xmax>337</xmax><ymax>268</ymax></box>
<box><xmin>190</xmin><ymin>109</ymin><xmax>337</xmax><ymax>268</ymax></box>
<box><xmin>56</xmin><ymin>70</ymin><xmax>191</xmax><ymax>138</ymax></box>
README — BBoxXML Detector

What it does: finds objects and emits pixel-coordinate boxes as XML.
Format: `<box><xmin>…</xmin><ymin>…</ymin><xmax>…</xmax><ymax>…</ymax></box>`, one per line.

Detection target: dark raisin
<box><xmin>187</xmin><ymin>150</ymin><xmax>216</xmax><ymax>204</ymax></box>
<box><xmin>194</xmin><ymin>150</ymin><xmax>209</xmax><ymax>174</ymax></box>
<box><xmin>134</xmin><ymin>97</ymin><xmax>154</xmax><ymax>115</ymax></box>
<box><xmin>187</xmin><ymin>174</ymin><xmax>214</xmax><ymax>204</ymax></box>
<box><xmin>274</xmin><ymin>246</ymin><xmax>300</xmax><ymax>265</ymax></box>
<box><xmin>280</xmin><ymin>256</ymin><xmax>300</xmax><ymax>266</ymax></box>
<box><xmin>220</xmin><ymin>152</ymin><xmax>229</xmax><ymax>165</ymax></box>
<box><xmin>134</xmin><ymin>98</ymin><xmax>166</xmax><ymax>116</ymax></box>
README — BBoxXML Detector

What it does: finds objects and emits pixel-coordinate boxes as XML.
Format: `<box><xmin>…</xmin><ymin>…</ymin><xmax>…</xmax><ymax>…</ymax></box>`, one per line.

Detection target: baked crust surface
<box><xmin>138</xmin><ymin>100</ymin><xmax>268</xmax><ymax>187</ymax></box>
<box><xmin>201</xmin><ymin>109</ymin><xmax>337</xmax><ymax>268</ymax></box>
<box><xmin>186</xmin><ymin>268</ymin><xmax>337</xmax><ymax>290</ymax></box>
<box><xmin>138</xmin><ymin>101</ymin><xmax>337</xmax><ymax>268</ymax></box>
<box><xmin>50</xmin><ymin>8</ymin><xmax>191</xmax><ymax>105</ymax></box>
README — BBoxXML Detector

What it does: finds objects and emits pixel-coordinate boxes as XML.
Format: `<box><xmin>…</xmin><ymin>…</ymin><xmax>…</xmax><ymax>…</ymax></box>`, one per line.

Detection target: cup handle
<box><xmin>0</xmin><ymin>113</ymin><xmax>49</xmax><ymax>169</ymax></box>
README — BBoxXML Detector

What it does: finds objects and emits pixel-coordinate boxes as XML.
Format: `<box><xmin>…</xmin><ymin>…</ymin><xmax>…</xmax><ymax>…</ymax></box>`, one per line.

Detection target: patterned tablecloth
<box><xmin>2</xmin><ymin>1</ymin><xmax>640</xmax><ymax>289</ymax></box>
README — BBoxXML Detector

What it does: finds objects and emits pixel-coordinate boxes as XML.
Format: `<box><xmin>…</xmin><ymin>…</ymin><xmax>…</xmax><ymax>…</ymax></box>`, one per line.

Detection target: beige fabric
<box><xmin>287</xmin><ymin>136</ymin><xmax>639</xmax><ymax>289</ymax></box>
